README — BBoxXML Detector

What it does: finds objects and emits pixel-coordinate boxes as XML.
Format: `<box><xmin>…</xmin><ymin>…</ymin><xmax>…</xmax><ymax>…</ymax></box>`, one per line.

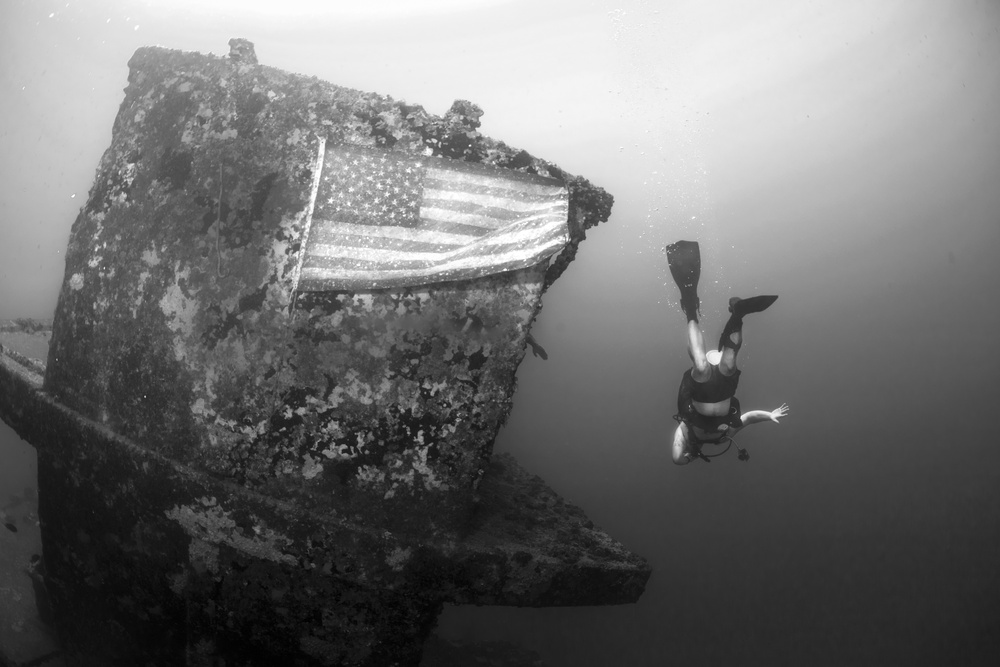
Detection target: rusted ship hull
<box><xmin>0</xmin><ymin>38</ymin><xmax>648</xmax><ymax>666</ymax></box>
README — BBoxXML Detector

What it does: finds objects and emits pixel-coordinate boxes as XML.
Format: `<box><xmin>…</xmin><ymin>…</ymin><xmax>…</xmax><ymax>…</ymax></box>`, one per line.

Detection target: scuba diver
<box><xmin>665</xmin><ymin>240</ymin><xmax>789</xmax><ymax>464</ymax></box>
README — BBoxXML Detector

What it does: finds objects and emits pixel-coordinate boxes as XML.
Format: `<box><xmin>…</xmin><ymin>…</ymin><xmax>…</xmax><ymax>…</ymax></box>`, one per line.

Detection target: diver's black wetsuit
<box><xmin>675</xmin><ymin>366</ymin><xmax>743</xmax><ymax>438</ymax></box>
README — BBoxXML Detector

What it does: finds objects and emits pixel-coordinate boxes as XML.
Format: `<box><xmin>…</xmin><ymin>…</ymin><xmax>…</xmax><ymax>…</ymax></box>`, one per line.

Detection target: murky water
<box><xmin>2</xmin><ymin>1</ymin><xmax>999</xmax><ymax>665</ymax></box>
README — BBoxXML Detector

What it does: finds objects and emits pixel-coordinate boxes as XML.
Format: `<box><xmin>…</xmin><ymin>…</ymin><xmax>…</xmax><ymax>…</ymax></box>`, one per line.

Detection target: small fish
<box><xmin>525</xmin><ymin>333</ymin><xmax>548</xmax><ymax>360</ymax></box>
<box><xmin>4</xmin><ymin>522</ymin><xmax>17</xmax><ymax>533</ymax></box>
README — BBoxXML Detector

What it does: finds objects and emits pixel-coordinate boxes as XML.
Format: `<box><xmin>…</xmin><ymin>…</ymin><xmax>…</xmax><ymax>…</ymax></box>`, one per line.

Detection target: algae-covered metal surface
<box><xmin>0</xmin><ymin>40</ymin><xmax>646</xmax><ymax>666</ymax></box>
<box><xmin>43</xmin><ymin>38</ymin><xmax>612</xmax><ymax>535</ymax></box>
<box><xmin>0</xmin><ymin>322</ymin><xmax>60</xmax><ymax>667</ymax></box>
<box><xmin>2</xmin><ymin>338</ymin><xmax>649</xmax><ymax>664</ymax></box>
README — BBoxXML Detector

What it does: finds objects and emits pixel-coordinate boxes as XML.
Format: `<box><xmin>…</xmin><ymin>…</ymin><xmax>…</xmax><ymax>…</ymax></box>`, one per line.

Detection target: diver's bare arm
<box><xmin>729</xmin><ymin>403</ymin><xmax>790</xmax><ymax>434</ymax></box>
<box><xmin>742</xmin><ymin>403</ymin><xmax>789</xmax><ymax>425</ymax></box>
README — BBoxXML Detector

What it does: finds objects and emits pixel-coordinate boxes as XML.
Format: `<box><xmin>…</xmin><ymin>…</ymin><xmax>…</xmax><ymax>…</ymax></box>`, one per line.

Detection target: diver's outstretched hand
<box><xmin>769</xmin><ymin>403</ymin><xmax>790</xmax><ymax>423</ymax></box>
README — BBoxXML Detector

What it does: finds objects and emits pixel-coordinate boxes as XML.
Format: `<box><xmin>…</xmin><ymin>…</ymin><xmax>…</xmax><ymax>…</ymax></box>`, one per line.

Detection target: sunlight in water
<box><xmin>144</xmin><ymin>0</ymin><xmax>519</xmax><ymax>21</ymax></box>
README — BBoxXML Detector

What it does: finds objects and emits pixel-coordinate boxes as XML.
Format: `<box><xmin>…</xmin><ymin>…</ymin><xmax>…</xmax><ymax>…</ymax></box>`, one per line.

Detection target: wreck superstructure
<box><xmin>0</xmin><ymin>39</ymin><xmax>648</xmax><ymax>666</ymax></box>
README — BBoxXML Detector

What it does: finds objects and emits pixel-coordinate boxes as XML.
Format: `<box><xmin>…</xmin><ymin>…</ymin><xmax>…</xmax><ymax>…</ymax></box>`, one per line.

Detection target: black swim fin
<box><xmin>665</xmin><ymin>240</ymin><xmax>701</xmax><ymax>321</ymax></box>
<box><xmin>719</xmin><ymin>295</ymin><xmax>778</xmax><ymax>352</ymax></box>
<box><xmin>728</xmin><ymin>295</ymin><xmax>778</xmax><ymax>318</ymax></box>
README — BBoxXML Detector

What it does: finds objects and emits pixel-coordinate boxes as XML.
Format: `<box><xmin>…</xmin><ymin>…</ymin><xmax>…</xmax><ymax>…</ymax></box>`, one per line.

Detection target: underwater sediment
<box><xmin>0</xmin><ymin>40</ymin><xmax>649</xmax><ymax>666</ymax></box>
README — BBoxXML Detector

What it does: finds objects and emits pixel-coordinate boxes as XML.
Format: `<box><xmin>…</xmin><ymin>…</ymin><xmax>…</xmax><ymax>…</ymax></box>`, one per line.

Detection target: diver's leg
<box><xmin>718</xmin><ymin>295</ymin><xmax>778</xmax><ymax>373</ymax></box>
<box><xmin>687</xmin><ymin>319</ymin><xmax>710</xmax><ymax>378</ymax></box>
<box><xmin>718</xmin><ymin>323</ymin><xmax>741</xmax><ymax>372</ymax></box>
<box><xmin>672</xmin><ymin>422</ymin><xmax>692</xmax><ymax>465</ymax></box>
<box><xmin>667</xmin><ymin>241</ymin><xmax>709</xmax><ymax>376</ymax></box>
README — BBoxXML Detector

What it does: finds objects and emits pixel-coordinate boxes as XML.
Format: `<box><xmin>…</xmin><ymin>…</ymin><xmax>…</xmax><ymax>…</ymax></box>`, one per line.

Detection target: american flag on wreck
<box><xmin>294</xmin><ymin>142</ymin><xmax>570</xmax><ymax>291</ymax></box>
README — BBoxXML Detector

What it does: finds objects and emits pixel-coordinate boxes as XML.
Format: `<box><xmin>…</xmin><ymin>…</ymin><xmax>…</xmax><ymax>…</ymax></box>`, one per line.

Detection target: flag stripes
<box><xmin>295</xmin><ymin>143</ymin><xmax>569</xmax><ymax>291</ymax></box>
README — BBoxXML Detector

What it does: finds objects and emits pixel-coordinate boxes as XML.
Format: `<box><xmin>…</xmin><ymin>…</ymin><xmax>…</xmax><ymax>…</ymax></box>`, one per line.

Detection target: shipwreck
<box><xmin>0</xmin><ymin>39</ymin><xmax>650</xmax><ymax>666</ymax></box>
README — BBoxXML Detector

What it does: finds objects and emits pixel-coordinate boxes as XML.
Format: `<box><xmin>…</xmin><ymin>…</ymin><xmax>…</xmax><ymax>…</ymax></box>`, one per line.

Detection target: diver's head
<box><xmin>706</xmin><ymin>349</ymin><xmax>723</xmax><ymax>365</ymax></box>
